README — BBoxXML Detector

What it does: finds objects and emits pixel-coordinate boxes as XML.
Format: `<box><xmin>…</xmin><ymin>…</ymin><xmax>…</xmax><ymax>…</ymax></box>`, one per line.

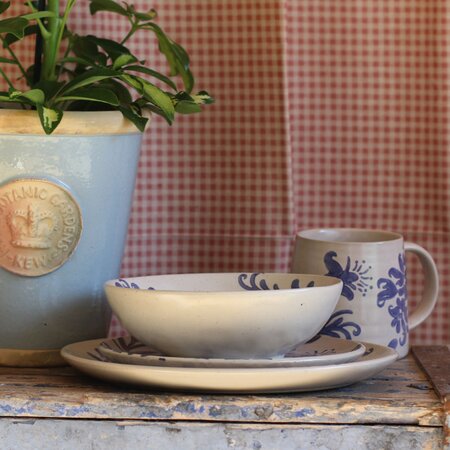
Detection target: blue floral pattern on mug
<box><xmin>319</xmin><ymin>309</ymin><xmax>362</xmax><ymax>340</ymax></box>
<box><xmin>238</xmin><ymin>273</ymin><xmax>314</xmax><ymax>290</ymax></box>
<box><xmin>324</xmin><ymin>251</ymin><xmax>373</xmax><ymax>300</ymax></box>
<box><xmin>376</xmin><ymin>253</ymin><xmax>408</xmax><ymax>350</ymax></box>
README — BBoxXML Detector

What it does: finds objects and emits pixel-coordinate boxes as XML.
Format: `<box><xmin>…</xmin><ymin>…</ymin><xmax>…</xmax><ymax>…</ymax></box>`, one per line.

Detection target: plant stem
<box><xmin>41</xmin><ymin>0</ymin><xmax>60</xmax><ymax>81</ymax></box>
<box><xmin>57</xmin><ymin>37</ymin><xmax>72</xmax><ymax>79</ymax></box>
<box><xmin>41</xmin><ymin>0</ymin><xmax>77</xmax><ymax>82</ymax></box>
<box><xmin>25</xmin><ymin>0</ymin><xmax>50</xmax><ymax>40</ymax></box>
<box><xmin>120</xmin><ymin>23</ymin><xmax>138</xmax><ymax>45</ymax></box>
<box><xmin>57</xmin><ymin>0</ymin><xmax>77</xmax><ymax>48</ymax></box>
<box><xmin>0</xmin><ymin>67</ymin><xmax>14</xmax><ymax>89</ymax></box>
<box><xmin>0</xmin><ymin>38</ymin><xmax>30</xmax><ymax>85</ymax></box>
<box><xmin>33</xmin><ymin>0</ymin><xmax>45</xmax><ymax>85</ymax></box>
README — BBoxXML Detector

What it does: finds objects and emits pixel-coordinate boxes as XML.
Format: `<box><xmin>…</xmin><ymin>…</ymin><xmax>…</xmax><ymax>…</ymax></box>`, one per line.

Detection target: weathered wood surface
<box><xmin>0</xmin><ymin>354</ymin><xmax>444</xmax><ymax>427</ymax></box>
<box><xmin>412</xmin><ymin>346</ymin><xmax>450</xmax><ymax>449</ymax></box>
<box><xmin>0</xmin><ymin>420</ymin><xmax>445</xmax><ymax>450</ymax></box>
<box><xmin>445</xmin><ymin>400</ymin><xmax>450</xmax><ymax>450</ymax></box>
<box><xmin>412</xmin><ymin>346</ymin><xmax>450</xmax><ymax>401</ymax></box>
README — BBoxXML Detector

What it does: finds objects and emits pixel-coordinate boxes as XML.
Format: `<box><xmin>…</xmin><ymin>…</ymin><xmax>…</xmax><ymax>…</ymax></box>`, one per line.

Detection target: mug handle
<box><xmin>405</xmin><ymin>242</ymin><xmax>439</xmax><ymax>329</ymax></box>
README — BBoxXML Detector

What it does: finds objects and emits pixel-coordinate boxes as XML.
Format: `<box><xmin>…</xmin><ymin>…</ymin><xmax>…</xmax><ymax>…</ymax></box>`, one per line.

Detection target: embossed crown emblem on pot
<box><xmin>7</xmin><ymin>205</ymin><xmax>58</xmax><ymax>249</ymax></box>
<box><xmin>0</xmin><ymin>179</ymin><xmax>83</xmax><ymax>277</ymax></box>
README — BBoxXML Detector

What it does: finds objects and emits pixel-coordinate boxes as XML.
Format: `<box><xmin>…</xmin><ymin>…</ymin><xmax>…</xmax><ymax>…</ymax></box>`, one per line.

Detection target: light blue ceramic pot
<box><xmin>0</xmin><ymin>110</ymin><xmax>144</xmax><ymax>366</ymax></box>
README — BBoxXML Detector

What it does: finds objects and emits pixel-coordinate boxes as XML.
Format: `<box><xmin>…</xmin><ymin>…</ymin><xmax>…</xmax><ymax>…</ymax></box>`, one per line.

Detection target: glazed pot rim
<box><xmin>0</xmin><ymin>109</ymin><xmax>148</xmax><ymax>136</ymax></box>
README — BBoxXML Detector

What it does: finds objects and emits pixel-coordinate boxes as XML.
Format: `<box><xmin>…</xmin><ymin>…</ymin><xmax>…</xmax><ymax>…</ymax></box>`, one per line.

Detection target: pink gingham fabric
<box><xmin>285</xmin><ymin>0</ymin><xmax>449</xmax><ymax>345</ymax></box>
<box><xmin>2</xmin><ymin>1</ymin><xmax>448</xmax><ymax>344</ymax></box>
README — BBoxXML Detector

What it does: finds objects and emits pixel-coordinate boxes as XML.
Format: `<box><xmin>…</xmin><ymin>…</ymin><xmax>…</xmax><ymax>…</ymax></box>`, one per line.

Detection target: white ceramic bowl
<box><xmin>104</xmin><ymin>273</ymin><xmax>343</xmax><ymax>359</ymax></box>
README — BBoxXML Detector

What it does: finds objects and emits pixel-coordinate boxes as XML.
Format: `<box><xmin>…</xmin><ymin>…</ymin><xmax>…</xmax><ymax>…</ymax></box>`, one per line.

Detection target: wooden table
<box><xmin>0</xmin><ymin>346</ymin><xmax>448</xmax><ymax>449</ymax></box>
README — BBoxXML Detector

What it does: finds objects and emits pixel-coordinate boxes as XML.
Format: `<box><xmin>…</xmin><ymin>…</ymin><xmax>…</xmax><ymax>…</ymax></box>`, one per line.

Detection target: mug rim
<box><xmin>296</xmin><ymin>228</ymin><xmax>403</xmax><ymax>244</ymax></box>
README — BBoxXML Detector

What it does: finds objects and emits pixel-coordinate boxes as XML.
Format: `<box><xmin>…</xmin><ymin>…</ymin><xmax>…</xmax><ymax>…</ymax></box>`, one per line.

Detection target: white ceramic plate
<box><xmin>97</xmin><ymin>335</ymin><xmax>366</xmax><ymax>368</ymax></box>
<box><xmin>61</xmin><ymin>339</ymin><xmax>398</xmax><ymax>394</ymax></box>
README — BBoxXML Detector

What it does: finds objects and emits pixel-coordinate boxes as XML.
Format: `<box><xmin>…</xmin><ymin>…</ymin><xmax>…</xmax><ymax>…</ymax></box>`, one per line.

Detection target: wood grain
<box><xmin>0</xmin><ymin>354</ymin><xmax>443</xmax><ymax>427</ymax></box>
<box><xmin>412</xmin><ymin>346</ymin><xmax>450</xmax><ymax>401</ymax></box>
<box><xmin>412</xmin><ymin>346</ymin><xmax>450</xmax><ymax>448</ymax></box>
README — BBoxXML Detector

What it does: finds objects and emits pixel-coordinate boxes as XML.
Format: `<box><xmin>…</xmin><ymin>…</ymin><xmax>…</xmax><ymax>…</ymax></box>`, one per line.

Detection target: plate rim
<box><xmin>96</xmin><ymin>335</ymin><xmax>367</xmax><ymax>368</ymax></box>
<box><xmin>61</xmin><ymin>339</ymin><xmax>398</xmax><ymax>393</ymax></box>
<box><xmin>61</xmin><ymin>338</ymin><xmax>398</xmax><ymax>374</ymax></box>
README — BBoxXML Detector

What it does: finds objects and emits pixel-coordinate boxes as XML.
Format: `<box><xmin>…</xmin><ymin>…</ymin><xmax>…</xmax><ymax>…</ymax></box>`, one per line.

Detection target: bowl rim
<box><xmin>104</xmin><ymin>272</ymin><xmax>343</xmax><ymax>294</ymax></box>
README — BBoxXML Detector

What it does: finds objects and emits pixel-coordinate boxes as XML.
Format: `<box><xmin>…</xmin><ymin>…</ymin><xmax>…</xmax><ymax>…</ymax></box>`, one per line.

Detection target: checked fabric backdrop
<box><xmin>2</xmin><ymin>0</ymin><xmax>449</xmax><ymax>344</ymax></box>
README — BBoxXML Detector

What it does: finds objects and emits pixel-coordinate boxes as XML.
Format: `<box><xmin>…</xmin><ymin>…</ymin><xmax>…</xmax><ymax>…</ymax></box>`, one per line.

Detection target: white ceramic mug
<box><xmin>291</xmin><ymin>229</ymin><xmax>439</xmax><ymax>358</ymax></box>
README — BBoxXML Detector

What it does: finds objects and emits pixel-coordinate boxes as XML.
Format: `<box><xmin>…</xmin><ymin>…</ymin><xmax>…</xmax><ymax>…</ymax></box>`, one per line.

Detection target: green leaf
<box><xmin>61</xmin><ymin>68</ymin><xmax>120</xmax><ymax>94</ymax></box>
<box><xmin>138</xmin><ymin>103</ymin><xmax>170</xmax><ymax>122</ymax></box>
<box><xmin>171</xmin><ymin>42</ymin><xmax>190</xmax><ymax>71</ymax></box>
<box><xmin>96</xmin><ymin>53</ymin><xmax>108</xmax><ymax>67</ymax></box>
<box><xmin>86</xmin><ymin>35</ymin><xmax>132</xmax><ymax>60</ymax></box>
<box><xmin>118</xmin><ymin>105</ymin><xmax>148</xmax><ymax>132</ymax></box>
<box><xmin>89</xmin><ymin>0</ymin><xmax>128</xmax><ymax>16</ymax></box>
<box><xmin>179</xmin><ymin>66</ymin><xmax>194</xmax><ymax>94</ymax></box>
<box><xmin>175</xmin><ymin>101</ymin><xmax>202</xmax><ymax>114</ymax></box>
<box><xmin>0</xmin><ymin>95</ymin><xmax>21</xmax><ymax>103</ymax></box>
<box><xmin>172</xmin><ymin>90</ymin><xmax>214</xmax><ymax>114</ymax></box>
<box><xmin>71</xmin><ymin>35</ymin><xmax>104</xmax><ymax>65</ymax></box>
<box><xmin>145</xmin><ymin>23</ymin><xmax>176</xmax><ymax>74</ymax></box>
<box><xmin>127</xmin><ymin>5</ymin><xmax>157</xmax><ymax>21</ymax></box>
<box><xmin>192</xmin><ymin>90</ymin><xmax>215</xmax><ymax>105</ymax></box>
<box><xmin>170</xmin><ymin>41</ymin><xmax>194</xmax><ymax>91</ymax></box>
<box><xmin>113</xmin><ymin>54</ymin><xmax>138</xmax><ymax>70</ymax></box>
<box><xmin>122</xmin><ymin>74</ymin><xmax>174</xmax><ymax>124</ymax></box>
<box><xmin>145</xmin><ymin>23</ymin><xmax>194</xmax><ymax>92</ymax></box>
<box><xmin>173</xmin><ymin>91</ymin><xmax>203</xmax><ymax>114</ymax></box>
<box><xmin>59</xmin><ymin>56</ymin><xmax>97</xmax><ymax>67</ymax></box>
<box><xmin>21</xmin><ymin>11</ymin><xmax>56</xmax><ymax>21</ymax></box>
<box><xmin>0</xmin><ymin>56</ymin><xmax>16</xmax><ymax>65</ymax></box>
<box><xmin>120</xmin><ymin>74</ymin><xmax>144</xmax><ymax>92</ymax></box>
<box><xmin>0</xmin><ymin>2</ymin><xmax>10</xmax><ymax>15</ymax></box>
<box><xmin>0</xmin><ymin>17</ymin><xmax>29</xmax><ymax>39</ymax></box>
<box><xmin>37</xmin><ymin>105</ymin><xmax>63</xmax><ymax>135</ymax></box>
<box><xmin>134</xmin><ymin>10</ymin><xmax>156</xmax><ymax>21</ymax></box>
<box><xmin>123</xmin><ymin>65</ymin><xmax>177</xmax><ymax>90</ymax></box>
<box><xmin>141</xmin><ymin>81</ymin><xmax>174</xmax><ymax>124</ymax></box>
<box><xmin>3</xmin><ymin>24</ymin><xmax>37</xmax><ymax>46</ymax></box>
<box><xmin>10</xmin><ymin>88</ymin><xmax>45</xmax><ymax>104</ymax></box>
<box><xmin>55</xmin><ymin>87</ymin><xmax>120</xmax><ymax>106</ymax></box>
<box><xmin>100</xmin><ymin>79</ymin><xmax>133</xmax><ymax>104</ymax></box>
<box><xmin>33</xmin><ymin>80</ymin><xmax>65</xmax><ymax>101</ymax></box>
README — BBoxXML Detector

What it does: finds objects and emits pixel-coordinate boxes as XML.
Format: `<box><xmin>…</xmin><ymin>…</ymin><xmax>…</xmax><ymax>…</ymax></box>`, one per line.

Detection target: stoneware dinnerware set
<box><xmin>61</xmin><ymin>228</ymin><xmax>439</xmax><ymax>393</ymax></box>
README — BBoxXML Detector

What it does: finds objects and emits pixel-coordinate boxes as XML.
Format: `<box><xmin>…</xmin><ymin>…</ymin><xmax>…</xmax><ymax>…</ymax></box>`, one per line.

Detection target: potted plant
<box><xmin>0</xmin><ymin>0</ymin><xmax>213</xmax><ymax>367</ymax></box>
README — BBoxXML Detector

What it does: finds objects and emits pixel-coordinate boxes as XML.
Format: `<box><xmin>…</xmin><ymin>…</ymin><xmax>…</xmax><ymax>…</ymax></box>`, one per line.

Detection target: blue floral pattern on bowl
<box><xmin>319</xmin><ymin>309</ymin><xmax>362</xmax><ymax>340</ymax></box>
<box><xmin>115</xmin><ymin>275</ymin><xmax>313</xmax><ymax>291</ymax></box>
<box><xmin>376</xmin><ymin>253</ymin><xmax>408</xmax><ymax>350</ymax></box>
<box><xmin>115</xmin><ymin>279</ymin><xmax>154</xmax><ymax>290</ymax></box>
<box><xmin>238</xmin><ymin>273</ymin><xmax>314</xmax><ymax>290</ymax></box>
<box><xmin>324</xmin><ymin>251</ymin><xmax>373</xmax><ymax>300</ymax></box>
<box><xmin>115</xmin><ymin>279</ymin><xmax>140</xmax><ymax>289</ymax></box>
